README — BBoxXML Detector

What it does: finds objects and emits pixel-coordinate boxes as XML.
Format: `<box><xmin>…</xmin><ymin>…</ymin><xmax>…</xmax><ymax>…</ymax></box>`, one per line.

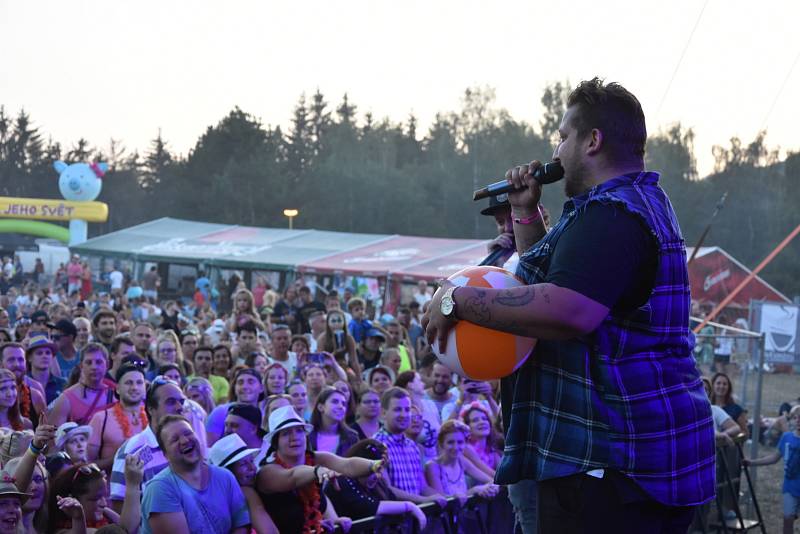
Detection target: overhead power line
<box><xmin>654</xmin><ymin>0</ymin><xmax>709</xmax><ymax>122</ymax></box>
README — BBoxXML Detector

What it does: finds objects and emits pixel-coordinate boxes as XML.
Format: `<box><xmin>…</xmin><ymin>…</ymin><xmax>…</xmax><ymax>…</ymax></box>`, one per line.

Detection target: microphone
<box><xmin>473</xmin><ymin>161</ymin><xmax>564</xmax><ymax>201</ymax></box>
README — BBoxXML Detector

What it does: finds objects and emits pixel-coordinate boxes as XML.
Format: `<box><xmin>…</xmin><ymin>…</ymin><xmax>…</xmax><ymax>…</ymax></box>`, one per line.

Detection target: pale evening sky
<box><xmin>1</xmin><ymin>0</ymin><xmax>798</xmax><ymax>178</ymax></box>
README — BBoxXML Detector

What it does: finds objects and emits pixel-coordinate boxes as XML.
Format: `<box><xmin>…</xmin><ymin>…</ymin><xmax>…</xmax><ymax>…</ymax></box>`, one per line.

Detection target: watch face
<box><xmin>441</xmin><ymin>297</ymin><xmax>454</xmax><ymax>316</ymax></box>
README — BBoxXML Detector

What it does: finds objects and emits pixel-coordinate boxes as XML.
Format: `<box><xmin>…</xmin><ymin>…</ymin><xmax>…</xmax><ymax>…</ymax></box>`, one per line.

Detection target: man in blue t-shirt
<box><xmin>141</xmin><ymin>414</ymin><xmax>250</xmax><ymax>534</ymax></box>
<box><xmin>746</xmin><ymin>406</ymin><xmax>800</xmax><ymax>533</ymax></box>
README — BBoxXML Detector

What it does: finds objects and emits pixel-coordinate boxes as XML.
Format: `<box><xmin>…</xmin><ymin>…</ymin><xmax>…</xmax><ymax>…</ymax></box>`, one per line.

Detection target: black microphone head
<box><xmin>534</xmin><ymin>161</ymin><xmax>565</xmax><ymax>185</ymax></box>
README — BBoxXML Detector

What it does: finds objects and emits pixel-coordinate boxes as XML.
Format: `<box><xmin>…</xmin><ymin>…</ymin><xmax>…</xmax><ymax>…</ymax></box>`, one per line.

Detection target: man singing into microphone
<box><xmin>424</xmin><ymin>78</ymin><xmax>713</xmax><ymax>533</ymax></box>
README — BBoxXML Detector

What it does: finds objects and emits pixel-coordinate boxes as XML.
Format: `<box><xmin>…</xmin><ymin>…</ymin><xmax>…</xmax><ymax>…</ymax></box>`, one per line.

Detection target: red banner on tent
<box><xmin>687</xmin><ymin>247</ymin><xmax>789</xmax><ymax>307</ymax></box>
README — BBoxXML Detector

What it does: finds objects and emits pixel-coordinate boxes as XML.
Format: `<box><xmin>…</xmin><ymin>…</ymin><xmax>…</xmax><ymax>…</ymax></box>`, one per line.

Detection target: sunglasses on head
<box><xmin>72</xmin><ymin>463</ymin><xmax>102</xmax><ymax>482</ymax></box>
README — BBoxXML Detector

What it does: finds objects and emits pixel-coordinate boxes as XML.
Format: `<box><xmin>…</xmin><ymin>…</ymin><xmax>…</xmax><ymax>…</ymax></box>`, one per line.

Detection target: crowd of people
<box><xmin>4</xmin><ymin>76</ymin><xmax>800</xmax><ymax>534</ymax></box>
<box><xmin>0</xmin><ymin>253</ymin><xmax>507</xmax><ymax>533</ymax></box>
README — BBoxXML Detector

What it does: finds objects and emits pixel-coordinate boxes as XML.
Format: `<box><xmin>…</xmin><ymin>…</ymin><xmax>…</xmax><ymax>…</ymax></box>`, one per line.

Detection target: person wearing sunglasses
<box><xmin>153</xmin><ymin>332</ymin><xmax>193</xmax><ymax>381</ymax></box>
<box><xmin>49</xmin><ymin>454</ymin><xmax>144</xmax><ymax>534</ymax></box>
<box><xmin>108</xmin><ymin>376</ymin><xmax>185</xmax><ymax>514</ymax></box>
<box><xmin>183</xmin><ymin>377</ymin><xmax>215</xmax><ymax>415</ymax></box>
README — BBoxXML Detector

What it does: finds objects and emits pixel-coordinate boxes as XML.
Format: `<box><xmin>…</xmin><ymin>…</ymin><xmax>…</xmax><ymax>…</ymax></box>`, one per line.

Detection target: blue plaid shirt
<box><xmin>497</xmin><ymin>171</ymin><xmax>715</xmax><ymax>506</ymax></box>
<box><xmin>374</xmin><ymin>428</ymin><xmax>423</xmax><ymax>494</ymax></box>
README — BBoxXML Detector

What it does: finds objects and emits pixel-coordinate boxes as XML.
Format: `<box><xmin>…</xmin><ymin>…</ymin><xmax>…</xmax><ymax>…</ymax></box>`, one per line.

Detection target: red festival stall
<box><xmin>687</xmin><ymin>246</ymin><xmax>790</xmax><ymax>307</ymax></box>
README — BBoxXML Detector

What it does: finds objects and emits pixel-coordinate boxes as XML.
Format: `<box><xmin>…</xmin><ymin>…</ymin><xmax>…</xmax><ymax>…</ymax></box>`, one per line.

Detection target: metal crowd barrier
<box><xmin>333</xmin><ymin>487</ymin><xmax>514</xmax><ymax>534</ymax></box>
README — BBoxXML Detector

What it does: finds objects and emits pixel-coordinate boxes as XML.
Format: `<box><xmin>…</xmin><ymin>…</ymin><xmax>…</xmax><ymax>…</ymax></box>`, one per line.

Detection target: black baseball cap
<box><xmin>480</xmin><ymin>193</ymin><xmax>511</xmax><ymax>216</ymax></box>
<box><xmin>30</xmin><ymin>310</ymin><xmax>53</xmax><ymax>327</ymax></box>
<box><xmin>227</xmin><ymin>403</ymin><xmax>261</xmax><ymax>428</ymax></box>
<box><xmin>53</xmin><ymin>319</ymin><xmax>77</xmax><ymax>338</ymax></box>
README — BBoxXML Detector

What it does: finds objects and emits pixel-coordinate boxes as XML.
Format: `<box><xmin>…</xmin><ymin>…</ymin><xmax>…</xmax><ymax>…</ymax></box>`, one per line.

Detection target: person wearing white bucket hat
<box><xmin>209</xmin><ymin>433</ymin><xmax>278</xmax><ymax>534</ymax></box>
<box><xmin>54</xmin><ymin>421</ymin><xmax>91</xmax><ymax>464</ymax></box>
<box><xmin>256</xmin><ymin>405</ymin><xmax>386</xmax><ymax>534</ymax></box>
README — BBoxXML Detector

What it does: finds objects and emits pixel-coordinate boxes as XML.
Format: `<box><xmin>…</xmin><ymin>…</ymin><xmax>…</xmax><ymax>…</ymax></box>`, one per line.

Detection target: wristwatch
<box><xmin>440</xmin><ymin>287</ymin><xmax>458</xmax><ymax>319</ymax></box>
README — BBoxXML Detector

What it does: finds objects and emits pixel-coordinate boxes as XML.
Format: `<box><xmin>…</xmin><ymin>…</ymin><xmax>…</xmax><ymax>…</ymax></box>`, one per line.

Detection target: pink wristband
<box><xmin>512</xmin><ymin>209</ymin><xmax>542</xmax><ymax>225</ymax></box>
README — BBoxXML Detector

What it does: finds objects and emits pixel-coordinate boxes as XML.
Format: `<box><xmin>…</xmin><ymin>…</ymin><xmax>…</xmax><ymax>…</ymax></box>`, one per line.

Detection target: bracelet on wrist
<box><xmin>370</xmin><ymin>460</ymin><xmax>382</xmax><ymax>474</ymax></box>
<box><xmin>29</xmin><ymin>442</ymin><xmax>44</xmax><ymax>455</ymax></box>
<box><xmin>512</xmin><ymin>208</ymin><xmax>542</xmax><ymax>225</ymax></box>
<box><xmin>313</xmin><ymin>465</ymin><xmax>321</xmax><ymax>483</ymax></box>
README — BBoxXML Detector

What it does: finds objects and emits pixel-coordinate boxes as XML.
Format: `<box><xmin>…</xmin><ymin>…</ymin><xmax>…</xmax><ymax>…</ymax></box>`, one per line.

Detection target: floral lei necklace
<box><xmin>18</xmin><ymin>382</ymin><xmax>31</xmax><ymax>419</ymax></box>
<box><xmin>274</xmin><ymin>451</ymin><xmax>322</xmax><ymax>534</ymax></box>
<box><xmin>112</xmin><ymin>403</ymin><xmax>148</xmax><ymax>438</ymax></box>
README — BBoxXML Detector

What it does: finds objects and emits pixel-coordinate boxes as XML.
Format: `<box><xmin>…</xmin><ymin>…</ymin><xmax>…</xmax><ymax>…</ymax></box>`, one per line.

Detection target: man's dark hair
<box><xmin>298</xmin><ymin>286</ymin><xmax>311</xmax><ymax>295</ymax></box>
<box><xmin>566</xmin><ymin>77</ymin><xmax>646</xmax><ymax>161</ymax></box>
<box><xmin>194</xmin><ymin>346</ymin><xmax>213</xmax><ymax>358</ymax></box>
<box><xmin>236</xmin><ymin>321</ymin><xmax>258</xmax><ymax>336</ymax></box>
<box><xmin>155</xmin><ymin>414</ymin><xmax>191</xmax><ymax>452</ymax></box>
<box><xmin>380</xmin><ymin>386</ymin><xmax>410</xmax><ymax>411</ymax></box>
<box><xmin>111</xmin><ymin>335</ymin><xmax>134</xmax><ymax>355</ymax></box>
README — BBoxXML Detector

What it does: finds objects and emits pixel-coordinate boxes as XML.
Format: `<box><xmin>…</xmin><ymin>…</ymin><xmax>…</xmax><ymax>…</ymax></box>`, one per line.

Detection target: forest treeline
<box><xmin>0</xmin><ymin>83</ymin><xmax>798</xmax><ymax>296</ymax></box>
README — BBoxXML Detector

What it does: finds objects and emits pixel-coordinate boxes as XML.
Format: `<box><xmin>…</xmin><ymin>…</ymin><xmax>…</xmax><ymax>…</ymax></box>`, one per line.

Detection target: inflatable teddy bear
<box><xmin>53</xmin><ymin>160</ymin><xmax>108</xmax><ymax>245</ymax></box>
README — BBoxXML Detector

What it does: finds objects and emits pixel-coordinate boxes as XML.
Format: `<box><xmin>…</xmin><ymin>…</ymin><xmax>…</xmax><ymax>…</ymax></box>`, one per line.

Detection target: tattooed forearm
<box><xmin>462</xmin><ymin>289</ymin><xmax>491</xmax><ymax>323</ymax></box>
<box><xmin>492</xmin><ymin>287</ymin><xmax>536</xmax><ymax>307</ymax></box>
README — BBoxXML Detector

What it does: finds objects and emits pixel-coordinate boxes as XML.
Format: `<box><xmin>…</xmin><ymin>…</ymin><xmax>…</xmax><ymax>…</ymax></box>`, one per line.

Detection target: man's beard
<box><xmin>564</xmin><ymin>161</ymin><xmax>592</xmax><ymax>198</ymax></box>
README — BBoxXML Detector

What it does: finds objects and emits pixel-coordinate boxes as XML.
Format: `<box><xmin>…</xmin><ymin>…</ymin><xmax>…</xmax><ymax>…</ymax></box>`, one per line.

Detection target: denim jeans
<box><xmin>508</xmin><ymin>478</ymin><xmax>537</xmax><ymax>534</ymax></box>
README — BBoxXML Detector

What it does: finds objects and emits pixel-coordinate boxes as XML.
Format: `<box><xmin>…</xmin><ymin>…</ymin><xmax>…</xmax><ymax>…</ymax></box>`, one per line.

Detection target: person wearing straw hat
<box><xmin>256</xmin><ymin>405</ymin><xmax>388</xmax><ymax>534</ymax></box>
<box><xmin>0</xmin><ymin>470</ymin><xmax>32</xmax><ymax>534</ymax></box>
<box><xmin>209</xmin><ymin>433</ymin><xmax>278</xmax><ymax>534</ymax></box>
<box><xmin>24</xmin><ymin>334</ymin><xmax>65</xmax><ymax>405</ymax></box>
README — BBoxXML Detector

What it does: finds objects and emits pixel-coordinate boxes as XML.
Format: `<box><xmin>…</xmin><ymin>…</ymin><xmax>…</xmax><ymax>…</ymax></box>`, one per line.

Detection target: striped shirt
<box><xmin>109</xmin><ymin>426</ymin><xmax>168</xmax><ymax>501</ymax></box>
<box><xmin>374</xmin><ymin>428</ymin><xmax>422</xmax><ymax>494</ymax></box>
<box><xmin>497</xmin><ymin>172</ymin><xmax>715</xmax><ymax>507</ymax></box>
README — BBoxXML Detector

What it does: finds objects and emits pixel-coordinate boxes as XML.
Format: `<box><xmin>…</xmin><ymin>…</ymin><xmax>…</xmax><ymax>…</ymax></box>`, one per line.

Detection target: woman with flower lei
<box><xmin>86</xmin><ymin>363</ymin><xmax>148</xmax><ymax>471</ymax></box>
<box><xmin>256</xmin><ymin>405</ymin><xmax>387</xmax><ymax>534</ymax></box>
<box><xmin>0</xmin><ymin>369</ymin><xmax>31</xmax><ymax>431</ymax></box>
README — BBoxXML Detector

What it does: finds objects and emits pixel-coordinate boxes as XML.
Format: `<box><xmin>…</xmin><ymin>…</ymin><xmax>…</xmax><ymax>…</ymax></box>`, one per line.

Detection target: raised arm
<box><xmin>256</xmin><ymin>463</ymin><xmax>318</xmax><ymax>494</ymax></box>
<box><xmin>315</xmin><ymin>451</ymin><xmax>375</xmax><ymax>478</ymax></box>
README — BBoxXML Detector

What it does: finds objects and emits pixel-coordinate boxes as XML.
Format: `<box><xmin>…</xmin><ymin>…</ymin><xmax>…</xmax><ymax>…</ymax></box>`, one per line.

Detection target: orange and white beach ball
<box><xmin>432</xmin><ymin>265</ymin><xmax>537</xmax><ymax>380</ymax></box>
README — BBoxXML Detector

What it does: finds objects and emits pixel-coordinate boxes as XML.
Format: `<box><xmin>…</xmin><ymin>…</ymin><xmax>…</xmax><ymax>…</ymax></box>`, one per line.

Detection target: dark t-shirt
<box><xmin>260</xmin><ymin>456</ymin><xmax>327</xmax><ymax>533</ymax></box>
<box><xmin>325</xmin><ymin>476</ymin><xmax>396</xmax><ymax>520</ymax></box>
<box><xmin>297</xmin><ymin>301</ymin><xmax>326</xmax><ymax>334</ymax></box>
<box><xmin>545</xmin><ymin>202</ymin><xmax>658</xmax><ymax>314</ymax></box>
<box><xmin>723</xmin><ymin>402</ymin><xmax>745</xmax><ymax>423</ymax></box>
<box><xmin>541</xmin><ymin>201</ymin><xmax>659</xmax><ymax>501</ymax></box>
